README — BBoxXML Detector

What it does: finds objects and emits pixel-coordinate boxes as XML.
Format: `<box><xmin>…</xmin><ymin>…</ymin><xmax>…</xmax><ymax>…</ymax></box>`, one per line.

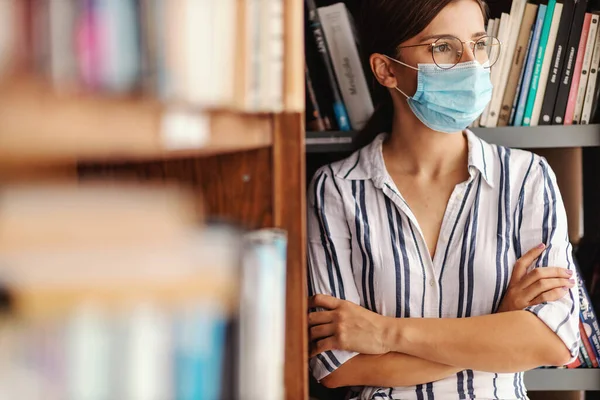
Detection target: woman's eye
<box><xmin>433</xmin><ymin>43</ymin><xmax>451</xmax><ymax>53</ymax></box>
<box><xmin>475</xmin><ymin>41</ymin><xmax>486</xmax><ymax>50</ymax></box>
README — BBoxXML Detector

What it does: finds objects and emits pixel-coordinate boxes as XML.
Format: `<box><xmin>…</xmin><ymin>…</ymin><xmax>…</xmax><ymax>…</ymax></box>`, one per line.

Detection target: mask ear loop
<box><xmin>381</xmin><ymin>54</ymin><xmax>417</xmax><ymax>99</ymax></box>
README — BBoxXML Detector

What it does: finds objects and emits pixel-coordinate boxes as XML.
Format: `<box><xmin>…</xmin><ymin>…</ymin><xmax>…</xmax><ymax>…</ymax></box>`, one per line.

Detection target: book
<box><xmin>306</xmin><ymin>63</ymin><xmax>330</xmax><ymax>131</ymax></box>
<box><xmin>486</xmin><ymin>0</ymin><xmax>528</xmax><ymax>128</ymax></box>
<box><xmin>479</xmin><ymin>17</ymin><xmax>499</xmax><ymax>127</ymax></box>
<box><xmin>577</xmin><ymin>260</ymin><xmax>600</xmax><ymax>366</ymax></box>
<box><xmin>578</xmin><ymin>321</ymin><xmax>596</xmax><ymax>367</ymax></box>
<box><xmin>510</xmin><ymin>29</ymin><xmax>535</xmax><ymax>126</ymax></box>
<box><xmin>540</xmin><ymin>0</ymin><xmax>578</xmax><ymax>125</ymax></box>
<box><xmin>552</xmin><ymin>0</ymin><xmax>590</xmax><ymax>124</ymax></box>
<box><xmin>238</xmin><ymin>229</ymin><xmax>288</xmax><ymax>400</ymax></box>
<box><xmin>305</xmin><ymin>0</ymin><xmax>351</xmax><ymax>131</ymax></box>
<box><xmin>499</xmin><ymin>3</ymin><xmax>539</xmax><ymax>127</ymax></box>
<box><xmin>318</xmin><ymin>3</ymin><xmax>374</xmax><ymax>130</ymax></box>
<box><xmin>573</xmin><ymin>14</ymin><xmax>599</xmax><ymax>123</ymax></box>
<box><xmin>523</xmin><ymin>0</ymin><xmax>557</xmax><ymax>126</ymax></box>
<box><xmin>514</xmin><ymin>4</ymin><xmax>547</xmax><ymax>126</ymax></box>
<box><xmin>581</xmin><ymin>17</ymin><xmax>600</xmax><ymax>124</ymax></box>
<box><xmin>531</xmin><ymin>3</ymin><xmax>564</xmax><ymax>126</ymax></box>
<box><xmin>481</xmin><ymin>14</ymin><xmax>510</xmax><ymax>127</ymax></box>
<box><xmin>564</xmin><ymin>13</ymin><xmax>593</xmax><ymax>124</ymax></box>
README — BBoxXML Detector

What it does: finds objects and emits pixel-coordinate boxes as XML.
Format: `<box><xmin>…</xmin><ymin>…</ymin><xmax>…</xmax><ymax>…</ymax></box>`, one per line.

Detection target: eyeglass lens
<box><xmin>432</xmin><ymin>36</ymin><xmax>500</xmax><ymax>69</ymax></box>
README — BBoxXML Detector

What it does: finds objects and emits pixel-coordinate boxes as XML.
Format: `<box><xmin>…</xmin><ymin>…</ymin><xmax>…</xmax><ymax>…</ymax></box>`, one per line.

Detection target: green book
<box><xmin>523</xmin><ymin>0</ymin><xmax>557</xmax><ymax>126</ymax></box>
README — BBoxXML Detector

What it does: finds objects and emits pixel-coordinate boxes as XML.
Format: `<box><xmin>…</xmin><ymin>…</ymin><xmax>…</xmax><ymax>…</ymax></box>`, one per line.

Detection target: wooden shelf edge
<box><xmin>524</xmin><ymin>368</ymin><xmax>600</xmax><ymax>391</ymax></box>
<box><xmin>0</xmin><ymin>79</ymin><xmax>273</xmax><ymax>165</ymax></box>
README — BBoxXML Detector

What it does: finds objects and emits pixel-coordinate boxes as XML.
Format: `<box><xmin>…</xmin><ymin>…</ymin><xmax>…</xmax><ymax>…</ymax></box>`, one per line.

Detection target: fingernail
<box><xmin>567</xmin><ymin>270</ymin><xmax>573</xmax><ymax>276</ymax></box>
<box><xmin>537</xmin><ymin>243</ymin><xmax>545</xmax><ymax>249</ymax></box>
<box><xmin>569</xmin><ymin>278</ymin><xmax>576</xmax><ymax>284</ymax></box>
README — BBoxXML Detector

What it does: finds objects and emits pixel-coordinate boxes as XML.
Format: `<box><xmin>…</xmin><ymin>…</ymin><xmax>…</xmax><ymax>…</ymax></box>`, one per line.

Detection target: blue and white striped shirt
<box><xmin>307</xmin><ymin>131</ymin><xmax>579</xmax><ymax>400</ymax></box>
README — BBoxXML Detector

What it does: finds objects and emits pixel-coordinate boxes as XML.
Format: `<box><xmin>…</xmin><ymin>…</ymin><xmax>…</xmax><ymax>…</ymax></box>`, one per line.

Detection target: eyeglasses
<box><xmin>397</xmin><ymin>35</ymin><xmax>501</xmax><ymax>70</ymax></box>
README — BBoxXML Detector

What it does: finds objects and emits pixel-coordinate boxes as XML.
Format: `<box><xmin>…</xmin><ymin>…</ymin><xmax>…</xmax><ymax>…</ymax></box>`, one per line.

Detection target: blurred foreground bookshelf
<box><xmin>0</xmin><ymin>0</ymin><xmax>307</xmax><ymax>399</ymax></box>
<box><xmin>306</xmin><ymin>125</ymin><xmax>600</xmax><ymax>153</ymax></box>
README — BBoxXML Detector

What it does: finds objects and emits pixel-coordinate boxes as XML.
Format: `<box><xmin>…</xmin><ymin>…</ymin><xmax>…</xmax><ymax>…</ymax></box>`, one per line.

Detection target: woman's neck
<box><xmin>383</xmin><ymin>108</ymin><xmax>469</xmax><ymax>180</ymax></box>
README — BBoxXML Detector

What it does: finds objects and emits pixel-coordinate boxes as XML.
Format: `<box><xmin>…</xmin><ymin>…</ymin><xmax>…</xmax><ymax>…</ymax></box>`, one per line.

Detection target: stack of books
<box><xmin>0</xmin><ymin>183</ymin><xmax>289</xmax><ymax>399</ymax></box>
<box><xmin>0</xmin><ymin>0</ymin><xmax>285</xmax><ymax>111</ymax></box>
<box><xmin>477</xmin><ymin>0</ymin><xmax>600</xmax><ymax>127</ymax></box>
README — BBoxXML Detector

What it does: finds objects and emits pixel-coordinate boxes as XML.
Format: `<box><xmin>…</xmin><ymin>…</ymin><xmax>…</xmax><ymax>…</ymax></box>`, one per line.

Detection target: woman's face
<box><xmin>372</xmin><ymin>0</ymin><xmax>487</xmax><ymax>100</ymax></box>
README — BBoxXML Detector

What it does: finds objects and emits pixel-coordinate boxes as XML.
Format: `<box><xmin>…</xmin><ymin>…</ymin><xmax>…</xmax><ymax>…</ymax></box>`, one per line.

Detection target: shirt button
<box><xmin>429</xmin><ymin>279</ymin><xmax>436</xmax><ymax>287</ymax></box>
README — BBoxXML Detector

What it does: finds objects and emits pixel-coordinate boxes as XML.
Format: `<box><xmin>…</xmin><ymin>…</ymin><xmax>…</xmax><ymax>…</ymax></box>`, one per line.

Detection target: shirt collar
<box><xmin>335</xmin><ymin>130</ymin><xmax>495</xmax><ymax>188</ymax></box>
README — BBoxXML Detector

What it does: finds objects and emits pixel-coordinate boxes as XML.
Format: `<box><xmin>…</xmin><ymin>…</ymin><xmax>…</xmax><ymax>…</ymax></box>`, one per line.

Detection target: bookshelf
<box><xmin>524</xmin><ymin>369</ymin><xmax>600</xmax><ymax>391</ymax></box>
<box><xmin>0</xmin><ymin>0</ymin><xmax>307</xmax><ymax>399</ymax></box>
<box><xmin>306</xmin><ymin>125</ymin><xmax>600</xmax><ymax>153</ymax></box>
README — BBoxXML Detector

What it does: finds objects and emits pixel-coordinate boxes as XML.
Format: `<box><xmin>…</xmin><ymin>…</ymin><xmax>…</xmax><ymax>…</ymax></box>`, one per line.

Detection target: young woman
<box><xmin>307</xmin><ymin>1</ymin><xmax>580</xmax><ymax>399</ymax></box>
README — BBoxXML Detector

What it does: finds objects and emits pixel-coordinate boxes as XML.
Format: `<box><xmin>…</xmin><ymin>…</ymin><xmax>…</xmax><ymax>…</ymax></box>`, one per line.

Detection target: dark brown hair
<box><xmin>355</xmin><ymin>0</ymin><xmax>488</xmax><ymax>148</ymax></box>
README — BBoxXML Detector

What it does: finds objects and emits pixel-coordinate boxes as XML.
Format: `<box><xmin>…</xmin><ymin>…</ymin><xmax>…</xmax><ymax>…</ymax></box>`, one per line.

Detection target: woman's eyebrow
<box><xmin>419</xmin><ymin>31</ymin><xmax>488</xmax><ymax>42</ymax></box>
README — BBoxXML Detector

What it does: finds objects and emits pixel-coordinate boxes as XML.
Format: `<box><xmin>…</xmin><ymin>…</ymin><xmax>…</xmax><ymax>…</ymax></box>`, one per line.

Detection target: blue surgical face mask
<box><xmin>385</xmin><ymin>56</ymin><xmax>493</xmax><ymax>134</ymax></box>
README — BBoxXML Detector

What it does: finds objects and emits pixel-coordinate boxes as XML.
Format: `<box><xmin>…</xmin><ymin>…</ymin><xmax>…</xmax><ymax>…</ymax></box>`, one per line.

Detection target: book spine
<box><xmin>580</xmin><ymin>319</ymin><xmax>598</xmax><ymax>367</ymax></box>
<box><xmin>317</xmin><ymin>3</ymin><xmax>373</xmax><ymax>130</ymax></box>
<box><xmin>482</xmin><ymin>13</ymin><xmax>510</xmax><ymax>127</ymax></box>
<box><xmin>487</xmin><ymin>0</ymin><xmax>528</xmax><ymax>127</ymax></box>
<box><xmin>305</xmin><ymin>63</ymin><xmax>328</xmax><ymax>131</ymax></box>
<box><xmin>305</xmin><ymin>0</ymin><xmax>351</xmax><ymax>131</ymax></box>
<box><xmin>577</xmin><ymin>263</ymin><xmax>600</xmax><ymax>364</ymax></box>
<box><xmin>479</xmin><ymin>18</ymin><xmax>499</xmax><ymax>127</ymax></box>
<box><xmin>564</xmin><ymin>13</ymin><xmax>592</xmax><ymax>124</ymax></box>
<box><xmin>515</xmin><ymin>5</ymin><xmax>547</xmax><ymax>126</ymax></box>
<box><xmin>499</xmin><ymin>4</ymin><xmax>539</xmax><ymax>127</ymax></box>
<box><xmin>540</xmin><ymin>0</ymin><xmax>577</xmax><ymax>125</ymax></box>
<box><xmin>552</xmin><ymin>0</ymin><xmax>589</xmax><ymax>125</ymax></box>
<box><xmin>574</xmin><ymin>14</ymin><xmax>599</xmax><ymax>123</ymax></box>
<box><xmin>523</xmin><ymin>0</ymin><xmax>557</xmax><ymax>126</ymax></box>
<box><xmin>531</xmin><ymin>3</ymin><xmax>563</xmax><ymax>126</ymax></box>
<box><xmin>581</xmin><ymin>17</ymin><xmax>600</xmax><ymax>124</ymax></box>
<box><xmin>509</xmin><ymin>29</ymin><xmax>534</xmax><ymax>126</ymax></box>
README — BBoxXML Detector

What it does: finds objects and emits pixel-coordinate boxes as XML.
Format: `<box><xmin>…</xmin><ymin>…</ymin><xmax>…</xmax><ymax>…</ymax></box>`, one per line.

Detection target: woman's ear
<box><xmin>370</xmin><ymin>53</ymin><xmax>398</xmax><ymax>89</ymax></box>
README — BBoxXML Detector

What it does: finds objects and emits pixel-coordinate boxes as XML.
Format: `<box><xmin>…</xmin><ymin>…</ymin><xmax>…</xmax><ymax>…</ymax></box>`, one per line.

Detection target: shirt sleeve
<box><xmin>307</xmin><ymin>167</ymin><xmax>361</xmax><ymax>381</ymax></box>
<box><xmin>518</xmin><ymin>156</ymin><xmax>580</xmax><ymax>363</ymax></box>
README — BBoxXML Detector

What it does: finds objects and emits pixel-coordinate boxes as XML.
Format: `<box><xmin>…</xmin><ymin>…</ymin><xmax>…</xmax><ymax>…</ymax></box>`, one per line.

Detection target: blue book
<box><xmin>523</xmin><ymin>0</ymin><xmax>557</xmax><ymax>126</ymax></box>
<box><xmin>577</xmin><ymin>266</ymin><xmax>600</xmax><ymax>363</ymax></box>
<box><xmin>514</xmin><ymin>4</ymin><xmax>547</xmax><ymax>126</ymax></box>
<box><xmin>510</xmin><ymin>29</ymin><xmax>534</xmax><ymax>126</ymax></box>
<box><xmin>175</xmin><ymin>305</ymin><xmax>227</xmax><ymax>400</ymax></box>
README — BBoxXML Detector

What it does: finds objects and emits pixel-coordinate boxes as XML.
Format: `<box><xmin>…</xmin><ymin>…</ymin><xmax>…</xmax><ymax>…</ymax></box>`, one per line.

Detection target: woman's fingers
<box><xmin>309</xmin><ymin>336</ymin><xmax>336</xmax><ymax>358</ymax></box>
<box><xmin>529</xmin><ymin>286</ymin><xmax>571</xmax><ymax>307</ymax></box>
<box><xmin>308</xmin><ymin>310</ymin><xmax>334</xmax><ymax>327</ymax></box>
<box><xmin>510</xmin><ymin>244</ymin><xmax>546</xmax><ymax>285</ymax></box>
<box><xmin>520</xmin><ymin>267</ymin><xmax>574</xmax><ymax>289</ymax></box>
<box><xmin>309</xmin><ymin>323</ymin><xmax>336</xmax><ymax>342</ymax></box>
<box><xmin>308</xmin><ymin>294</ymin><xmax>340</xmax><ymax>310</ymax></box>
<box><xmin>523</xmin><ymin>277</ymin><xmax>575</xmax><ymax>302</ymax></box>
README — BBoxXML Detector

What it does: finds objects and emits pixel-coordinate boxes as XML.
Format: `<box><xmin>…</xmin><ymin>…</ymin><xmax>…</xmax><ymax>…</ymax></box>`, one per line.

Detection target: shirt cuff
<box><xmin>310</xmin><ymin>349</ymin><xmax>359</xmax><ymax>382</ymax></box>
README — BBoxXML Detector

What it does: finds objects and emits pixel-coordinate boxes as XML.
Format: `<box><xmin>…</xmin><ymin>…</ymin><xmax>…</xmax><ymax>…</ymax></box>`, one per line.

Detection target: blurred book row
<box><xmin>0</xmin><ymin>0</ymin><xmax>284</xmax><ymax>111</ymax></box>
<box><xmin>0</xmin><ymin>184</ymin><xmax>287</xmax><ymax>400</ymax></box>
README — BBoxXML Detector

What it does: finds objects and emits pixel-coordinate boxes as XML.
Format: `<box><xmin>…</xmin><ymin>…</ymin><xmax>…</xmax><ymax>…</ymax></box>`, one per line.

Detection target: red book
<box><xmin>580</xmin><ymin>320</ymin><xmax>599</xmax><ymax>367</ymax></box>
<box><xmin>565</xmin><ymin>13</ymin><xmax>592</xmax><ymax>124</ymax></box>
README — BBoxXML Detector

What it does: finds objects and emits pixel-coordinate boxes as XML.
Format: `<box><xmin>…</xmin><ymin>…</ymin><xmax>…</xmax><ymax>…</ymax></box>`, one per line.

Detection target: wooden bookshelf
<box><xmin>0</xmin><ymin>78</ymin><xmax>273</xmax><ymax>164</ymax></box>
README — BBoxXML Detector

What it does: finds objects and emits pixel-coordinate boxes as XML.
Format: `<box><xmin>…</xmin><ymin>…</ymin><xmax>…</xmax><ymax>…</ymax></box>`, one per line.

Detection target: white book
<box><xmin>574</xmin><ymin>15</ymin><xmax>600</xmax><ymax>123</ymax></box>
<box><xmin>213</xmin><ymin>0</ymin><xmax>237</xmax><ymax>107</ymax></box>
<box><xmin>244</xmin><ymin>0</ymin><xmax>261</xmax><ymax>110</ymax></box>
<box><xmin>581</xmin><ymin>17</ymin><xmax>600</xmax><ymax>124</ymax></box>
<box><xmin>318</xmin><ymin>3</ymin><xmax>374</xmax><ymax>130</ymax></box>
<box><xmin>238</xmin><ymin>230</ymin><xmax>287</xmax><ymax>400</ymax></box>
<box><xmin>479</xmin><ymin>18</ymin><xmax>500</xmax><ymax>127</ymax></box>
<box><xmin>0</xmin><ymin>0</ymin><xmax>16</xmax><ymax>77</ymax></box>
<box><xmin>258</xmin><ymin>0</ymin><xmax>284</xmax><ymax>111</ymax></box>
<box><xmin>486</xmin><ymin>0</ymin><xmax>528</xmax><ymax>127</ymax></box>
<box><xmin>531</xmin><ymin>3</ymin><xmax>563</xmax><ymax>126</ymax></box>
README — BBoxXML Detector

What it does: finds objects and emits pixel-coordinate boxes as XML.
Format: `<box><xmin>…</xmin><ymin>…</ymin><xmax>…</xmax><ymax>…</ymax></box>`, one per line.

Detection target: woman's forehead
<box><xmin>414</xmin><ymin>0</ymin><xmax>486</xmax><ymax>43</ymax></box>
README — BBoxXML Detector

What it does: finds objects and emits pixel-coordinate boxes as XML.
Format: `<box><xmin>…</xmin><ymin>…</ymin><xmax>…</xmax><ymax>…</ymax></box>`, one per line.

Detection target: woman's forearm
<box><xmin>385</xmin><ymin>310</ymin><xmax>571</xmax><ymax>373</ymax></box>
<box><xmin>321</xmin><ymin>353</ymin><xmax>462</xmax><ymax>388</ymax></box>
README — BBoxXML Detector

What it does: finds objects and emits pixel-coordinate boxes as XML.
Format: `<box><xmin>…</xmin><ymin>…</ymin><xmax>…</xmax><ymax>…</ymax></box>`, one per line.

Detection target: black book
<box><xmin>305</xmin><ymin>62</ymin><xmax>330</xmax><ymax>131</ymax></box>
<box><xmin>305</xmin><ymin>0</ymin><xmax>351</xmax><ymax>131</ymax></box>
<box><xmin>540</xmin><ymin>0</ymin><xmax>577</xmax><ymax>125</ymax></box>
<box><xmin>552</xmin><ymin>0</ymin><xmax>590</xmax><ymax>124</ymax></box>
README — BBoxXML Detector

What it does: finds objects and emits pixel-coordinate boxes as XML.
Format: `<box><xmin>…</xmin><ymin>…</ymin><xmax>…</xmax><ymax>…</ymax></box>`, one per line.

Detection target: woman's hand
<box><xmin>497</xmin><ymin>243</ymin><xmax>575</xmax><ymax>313</ymax></box>
<box><xmin>308</xmin><ymin>294</ymin><xmax>391</xmax><ymax>357</ymax></box>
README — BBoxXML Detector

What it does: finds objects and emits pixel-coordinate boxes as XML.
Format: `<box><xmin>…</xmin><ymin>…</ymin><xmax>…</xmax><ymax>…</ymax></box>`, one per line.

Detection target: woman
<box><xmin>307</xmin><ymin>0</ymin><xmax>580</xmax><ymax>399</ymax></box>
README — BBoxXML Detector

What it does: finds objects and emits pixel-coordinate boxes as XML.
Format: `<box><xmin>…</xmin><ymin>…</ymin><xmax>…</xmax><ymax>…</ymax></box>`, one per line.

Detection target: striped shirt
<box><xmin>307</xmin><ymin>131</ymin><xmax>580</xmax><ymax>400</ymax></box>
